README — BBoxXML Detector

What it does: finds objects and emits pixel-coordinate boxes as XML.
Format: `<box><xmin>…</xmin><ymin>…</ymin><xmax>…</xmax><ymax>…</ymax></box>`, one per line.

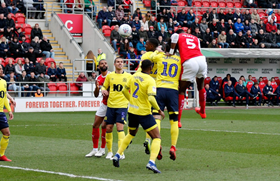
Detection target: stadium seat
<box><xmin>204</xmin><ymin>77</ymin><xmax>211</xmax><ymax>85</ymax></box>
<box><xmin>257</xmin><ymin>9</ymin><xmax>264</xmax><ymax>13</ymax></box>
<box><xmin>262</xmin><ymin>77</ymin><xmax>268</xmax><ymax>84</ymax></box>
<box><xmin>218</xmin><ymin>2</ymin><xmax>226</xmax><ymax>7</ymax></box>
<box><xmin>222</xmin><ymin>82</ymin><xmax>238</xmax><ymax>102</ymax></box>
<box><xmin>16</xmin><ymin>57</ymin><xmax>25</xmax><ymax>64</ymax></box>
<box><xmin>144</xmin><ymin>0</ymin><xmax>151</xmax><ymax>7</ymax></box>
<box><xmin>227</xmin><ymin>2</ymin><xmax>234</xmax><ymax>8</ymax></box>
<box><xmin>5</xmin><ymin>57</ymin><xmax>15</xmax><ymax>66</ymax></box>
<box><xmin>252</xmin><ymin>77</ymin><xmax>257</xmax><ymax>83</ymax></box>
<box><xmin>246</xmin><ymin>82</ymin><xmax>253</xmax><ymax>92</ymax></box>
<box><xmin>57</xmin><ymin>83</ymin><xmax>68</xmax><ymax>94</ymax></box>
<box><xmin>9</xmin><ymin>13</ymin><xmax>15</xmax><ymax>22</ymax></box>
<box><xmin>23</xmin><ymin>24</ymin><xmax>32</xmax><ymax>35</ymax></box>
<box><xmin>271</xmin><ymin>82</ymin><xmax>278</xmax><ymax>90</ymax></box>
<box><xmin>258</xmin><ymin>12</ymin><xmax>266</xmax><ymax>20</ymax></box>
<box><xmin>37</xmin><ymin>57</ymin><xmax>43</xmax><ymax>63</ymax></box>
<box><xmin>48</xmin><ymin>83</ymin><xmax>57</xmax><ymax>93</ymax></box>
<box><xmin>102</xmin><ymin>25</ymin><xmax>111</xmax><ymax>37</ymax></box>
<box><xmin>15</xmin><ymin>23</ymin><xmax>22</xmax><ymax>30</ymax></box>
<box><xmin>274</xmin><ymin>77</ymin><xmax>280</xmax><ymax>85</ymax></box>
<box><xmin>0</xmin><ymin>58</ymin><xmax>4</xmax><ymax>67</ymax></box>
<box><xmin>111</xmin><ymin>26</ymin><xmax>115</xmax><ymax>31</ymax></box>
<box><xmin>174</xmin><ymin>26</ymin><xmax>179</xmax><ymax>32</ymax></box>
<box><xmin>70</xmin><ymin>83</ymin><xmax>80</xmax><ymax>94</ymax></box>
<box><xmin>259</xmin><ymin>81</ymin><xmax>266</xmax><ymax>89</ymax></box>
<box><xmin>182</xmin><ymin>27</ymin><xmax>188</xmax><ymax>32</ymax></box>
<box><xmin>17</xmin><ymin>17</ymin><xmax>25</xmax><ymax>24</ymax></box>
<box><xmin>203</xmin><ymin>1</ymin><xmax>210</xmax><ymax>7</ymax></box>
<box><xmin>234</xmin><ymin>2</ymin><xmax>242</xmax><ymax>8</ymax></box>
<box><xmin>210</xmin><ymin>1</ymin><xmax>218</xmax><ymax>7</ymax></box>
<box><xmin>178</xmin><ymin>1</ymin><xmax>185</xmax><ymax>6</ymax></box>
<box><xmin>195</xmin><ymin>1</ymin><xmax>202</xmax><ymax>7</ymax></box>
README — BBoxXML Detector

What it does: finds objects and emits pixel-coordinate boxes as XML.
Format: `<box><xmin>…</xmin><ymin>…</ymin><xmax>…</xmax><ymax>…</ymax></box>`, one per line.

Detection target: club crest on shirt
<box><xmin>123</xmin><ymin>78</ymin><xmax>127</xmax><ymax>82</ymax></box>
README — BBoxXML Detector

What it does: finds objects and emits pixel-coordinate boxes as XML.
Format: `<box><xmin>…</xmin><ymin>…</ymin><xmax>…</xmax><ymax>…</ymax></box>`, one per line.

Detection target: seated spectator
<box><xmin>35</xmin><ymin>88</ymin><xmax>43</xmax><ymax>97</ymax></box>
<box><xmin>202</xmin><ymin>28</ymin><xmax>212</xmax><ymax>48</ymax></box>
<box><xmin>245</xmin><ymin>30</ymin><xmax>253</xmax><ymax>48</ymax></box>
<box><xmin>127</xmin><ymin>45</ymin><xmax>136</xmax><ymax>59</ymax></box>
<box><xmin>15</xmin><ymin>58</ymin><xmax>25</xmax><ymax>77</ymax></box>
<box><xmin>177</xmin><ymin>9</ymin><xmax>188</xmax><ymax>27</ymax></box>
<box><xmin>186</xmin><ymin>9</ymin><xmax>195</xmax><ymax>26</ymax></box>
<box><xmin>21</xmin><ymin>36</ymin><xmax>30</xmax><ymax>54</ymax></box>
<box><xmin>140</xmin><ymin>16</ymin><xmax>149</xmax><ymax>31</ymax></box>
<box><xmin>130</xmin><ymin>25</ymin><xmax>139</xmax><ymax>47</ymax></box>
<box><xmin>235</xmin><ymin>31</ymin><xmax>246</xmax><ymax>48</ymax></box>
<box><xmin>266</xmin><ymin>19</ymin><xmax>277</xmax><ymax>33</ymax></box>
<box><xmin>251</xmin><ymin>82</ymin><xmax>262</xmax><ymax>106</ymax></box>
<box><xmin>224</xmin><ymin>80</ymin><xmax>240</xmax><ymax>107</ymax></box>
<box><xmin>236</xmin><ymin>79</ymin><xmax>255</xmax><ymax>108</ymax></box>
<box><xmin>226</xmin><ymin>9</ymin><xmax>234</xmax><ymax>22</ymax></box>
<box><xmin>31</xmin><ymin>24</ymin><xmax>43</xmax><ymax>40</ymax></box>
<box><xmin>157</xmin><ymin>8</ymin><xmax>168</xmax><ymax>23</ymax></box>
<box><xmin>210</xmin><ymin>76</ymin><xmax>220</xmax><ymax>93</ymax></box>
<box><xmin>10</xmin><ymin>37</ymin><xmax>24</xmax><ymax>58</ymax></box>
<box><xmin>24</xmin><ymin>58</ymin><xmax>34</xmax><ymax>76</ymax></box>
<box><xmin>17</xmin><ymin>70</ymin><xmax>32</xmax><ymax>97</ymax></box>
<box><xmin>119</xmin><ymin>38</ymin><xmax>130</xmax><ymax>58</ymax></box>
<box><xmin>225</xmin><ymin>19</ymin><xmax>235</xmax><ymax>34</ymax></box>
<box><xmin>47</xmin><ymin>62</ymin><xmax>57</xmax><ymax>82</ymax></box>
<box><xmin>5</xmin><ymin>58</ymin><xmax>15</xmax><ymax>78</ymax></box>
<box><xmin>107</xmin><ymin>6</ymin><xmax>115</xmax><ymax>25</ymax></box>
<box><xmin>0</xmin><ymin>14</ymin><xmax>5</xmax><ymax>35</ymax></box>
<box><xmin>246</xmin><ymin>0</ymin><xmax>257</xmax><ymax>8</ymax></box>
<box><xmin>244</xmin><ymin>10</ymin><xmax>252</xmax><ymax>22</ymax></box>
<box><xmin>276</xmin><ymin>29</ymin><xmax>280</xmax><ymax>47</ymax></box>
<box><xmin>26</xmin><ymin>47</ymin><xmax>38</xmax><ymax>65</ymax></box>
<box><xmin>200</xmin><ymin>18</ymin><xmax>208</xmax><ymax>34</ymax></box>
<box><xmin>227</xmin><ymin>29</ymin><xmax>236</xmax><ymax>48</ymax></box>
<box><xmin>160</xmin><ymin>0</ymin><xmax>171</xmax><ymax>11</ymax></box>
<box><xmin>16</xmin><ymin>0</ymin><xmax>26</xmax><ymax>15</ymax></box>
<box><xmin>7</xmin><ymin>72</ymin><xmax>21</xmax><ymax>97</ymax></box>
<box><xmin>7</xmin><ymin>1</ymin><xmax>19</xmax><ymax>14</ymax></box>
<box><xmin>251</xmin><ymin>39</ymin><xmax>259</xmax><ymax>48</ymax></box>
<box><xmin>120</xmin><ymin>15</ymin><xmax>131</xmax><ymax>26</ymax></box>
<box><xmin>97</xmin><ymin>7</ymin><xmax>110</xmax><ymax>29</ymax></box>
<box><xmin>29</xmin><ymin>71</ymin><xmax>39</xmax><ymax>96</ymax></box>
<box><xmin>271</xmin><ymin>77</ymin><xmax>277</xmax><ymax>85</ymax></box>
<box><xmin>218</xmin><ymin>9</ymin><xmax>226</xmax><ymax>22</ymax></box>
<box><xmin>205</xmin><ymin>84</ymin><xmax>221</xmax><ymax>106</ymax></box>
<box><xmin>34</xmin><ymin>0</ymin><xmax>45</xmax><ymax>19</ymax></box>
<box><xmin>127</xmin><ymin>47</ymin><xmax>139</xmax><ymax>70</ymax></box>
<box><xmin>23</xmin><ymin>0</ymin><xmax>36</xmax><ymax>19</ymax></box>
<box><xmin>208</xmin><ymin>39</ymin><xmax>218</xmax><ymax>48</ymax></box>
<box><xmin>147</xmin><ymin>26</ymin><xmax>158</xmax><ymax>39</ymax></box>
<box><xmin>167</xmin><ymin>8</ymin><xmax>178</xmax><ymax>26</ymax></box>
<box><xmin>107</xmin><ymin>0</ymin><xmax>114</xmax><ymax>7</ymax></box>
<box><xmin>233</xmin><ymin>9</ymin><xmax>244</xmax><ymax>22</ymax></box>
<box><xmin>256</xmin><ymin>29</ymin><xmax>269</xmax><ymax>47</ymax></box>
<box><xmin>251</xmin><ymin>9</ymin><xmax>260</xmax><ymax>24</ymax></box>
<box><xmin>222</xmin><ymin>73</ymin><xmax>237</xmax><ymax>87</ymax></box>
<box><xmin>148</xmin><ymin>16</ymin><xmax>157</xmax><ymax>30</ymax></box>
<box><xmin>6</xmin><ymin>14</ymin><xmax>15</xmax><ymax>30</ymax></box>
<box><xmin>145</xmin><ymin>11</ymin><xmax>151</xmax><ymax>21</ymax></box>
<box><xmin>35</xmin><ymin>59</ymin><xmax>47</xmax><ymax>77</ymax></box>
<box><xmin>209</xmin><ymin>19</ymin><xmax>219</xmax><ymax>38</ymax></box>
<box><xmin>4</xmin><ymin>27</ymin><xmax>13</xmax><ymax>41</ymax></box>
<box><xmin>267</xmin><ymin>30</ymin><xmax>279</xmax><ymax>48</ymax></box>
<box><xmin>245</xmin><ymin>75</ymin><xmax>254</xmax><ymax>86</ymax></box>
<box><xmin>0</xmin><ymin>3</ymin><xmax>9</xmax><ymax>17</ymax></box>
<box><xmin>210</xmin><ymin>9</ymin><xmax>219</xmax><ymax>22</ymax></box>
<box><xmin>234</xmin><ymin>18</ymin><xmax>244</xmax><ymax>34</ymax></box>
<box><xmin>158</xmin><ymin>36</ymin><xmax>164</xmax><ymax>46</ymax></box>
<box><xmin>167</xmin><ymin>18</ymin><xmax>175</xmax><ymax>30</ymax></box>
<box><xmin>191</xmin><ymin>18</ymin><xmax>200</xmax><ymax>33</ymax></box>
<box><xmin>250</xmin><ymin>19</ymin><xmax>258</xmax><ymax>37</ymax></box>
<box><xmin>0</xmin><ymin>36</ymin><xmax>10</xmax><ymax>58</ymax></box>
<box><xmin>218</xmin><ymin>19</ymin><xmax>226</xmax><ymax>33</ymax></box>
<box><xmin>192</xmin><ymin>27</ymin><xmax>203</xmax><ymax>44</ymax></box>
<box><xmin>244</xmin><ymin>20</ymin><xmax>251</xmax><ymax>33</ymax></box>
<box><xmin>158</xmin><ymin>26</ymin><xmax>167</xmax><ymax>41</ymax></box>
<box><xmin>132</xmin><ymin>8</ymin><xmax>142</xmax><ymax>20</ymax></box>
<box><xmin>258</xmin><ymin>20</ymin><xmax>266</xmax><ymax>32</ymax></box>
<box><xmin>40</xmin><ymin>36</ymin><xmax>55</xmax><ymax>58</ymax></box>
<box><xmin>139</xmin><ymin>26</ymin><xmax>148</xmax><ymax>41</ymax></box>
<box><xmin>166</xmin><ymin>28</ymin><xmax>173</xmax><ymax>39</ymax></box>
<box><xmin>13</xmin><ymin>28</ymin><xmax>24</xmax><ymax>41</ymax></box>
<box><xmin>268</xmin><ymin>12</ymin><xmax>277</xmax><ymax>23</ymax></box>
<box><xmin>57</xmin><ymin>62</ymin><xmax>67</xmax><ymax>82</ymax></box>
<box><xmin>258</xmin><ymin>77</ymin><xmax>263</xmax><ymax>83</ymax></box>
<box><xmin>63</xmin><ymin>0</ymin><xmax>74</xmax><ymax>13</ymax></box>
<box><xmin>263</xmin><ymin>81</ymin><xmax>275</xmax><ymax>106</ymax></box>
<box><xmin>276</xmin><ymin>10</ymin><xmax>280</xmax><ymax>28</ymax></box>
<box><xmin>136</xmin><ymin>37</ymin><xmax>146</xmax><ymax>54</ymax></box>
<box><xmin>217</xmin><ymin>31</ymin><xmax>228</xmax><ymax>48</ymax></box>
<box><xmin>110</xmin><ymin>25</ymin><xmax>121</xmax><ymax>53</ymax></box>
<box><xmin>115</xmin><ymin>5</ymin><xmax>124</xmax><ymax>22</ymax></box>
<box><xmin>76</xmin><ymin>72</ymin><xmax>88</xmax><ymax>90</ymax></box>
<box><xmin>275</xmin><ymin>84</ymin><xmax>280</xmax><ymax>106</ymax></box>
<box><xmin>38</xmin><ymin>72</ymin><xmax>50</xmax><ymax>94</ymax></box>
<box><xmin>31</xmin><ymin>36</ymin><xmax>43</xmax><ymax>57</ymax></box>
<box><xmin>202</xmin><ymin>10</ymin><xmax>210</xmax><ymax>23</ymax></box>
<box><xmin>84</xmin><ymin>0</ymin><xmax>95</xmax><ymax>18</ymax></box>
<box><xmin>132</xmin><ymin>16</ymin><xmax>141</xmax><ymax>31</ymax></box>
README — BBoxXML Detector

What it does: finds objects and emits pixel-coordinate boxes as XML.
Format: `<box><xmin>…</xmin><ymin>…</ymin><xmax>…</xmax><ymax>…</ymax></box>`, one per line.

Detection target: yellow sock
<box><xmin>106</xmin><ymin>132</ymin><xmax>113</xmax><ymax>153</ymax></box>
<box><xmin>155</xmin><ymin>119</ymin><xmax>161</xmax><ymax>133</ymax></box>
<box><xmin>0</xmin><ymin>135</ymin><xmax>9</xmax><ymax>156</ymax></box>
<box><xmin>149</xmin><ymin>138</ymin><xmax>161</xmax><ymax>162</ymax></box>
<box><xmin>170</xmin><ymin>120</ymin><xmax>179</xmax><ymax>147</ymax></box>
<box><xmin>117</xmin><ymin>131</ymin><xmax>125</xmax><ymax>155</ymax></box>
<box><xmin>117</xmin><ymin>133</ymin><xmax>134</xmax><ymax>155</ymax></box>
<box><xmin>145</xmin><ymin>133</ymin><xmax>151</xmax><ymax>141</ymax></box>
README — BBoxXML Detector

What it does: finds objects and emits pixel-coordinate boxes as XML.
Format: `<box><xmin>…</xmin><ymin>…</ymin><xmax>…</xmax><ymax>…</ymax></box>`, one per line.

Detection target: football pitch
<box><xmin>0</xmin><ymin>108</ymin><xmax>280</xmax><ymax>181</ymax></box>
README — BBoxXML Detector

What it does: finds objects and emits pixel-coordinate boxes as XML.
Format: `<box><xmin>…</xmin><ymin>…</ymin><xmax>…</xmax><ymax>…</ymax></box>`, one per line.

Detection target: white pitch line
<box><xmin>161</xmin><ymin>127</ymin><xmax>280</xmax><ymax>136</ymax></box>
<box><xmin>0</xmin><ymin>165</ymin><xmax>122</xmax><ymax>181</ymax></box>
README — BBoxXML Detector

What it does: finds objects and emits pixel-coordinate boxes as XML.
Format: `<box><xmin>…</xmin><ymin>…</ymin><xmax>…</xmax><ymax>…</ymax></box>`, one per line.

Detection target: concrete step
<box><xmin>50</xmin><ymin>40</ymin><xmax>58</xmax><ymax>43</ymax></box>
<box><xmin>43</xmin><ymin>32</ymin><xmax>52</xmax><ymax>36</ymax></box>
<box><xmin>56</xmin><ymin>52</ymin><xmax>66</xmax><ymax>55</ymax></box>
<box><xmin>53</xmin><ymin>48</ymin><xmax>62</xmax><ymax>51</ymax></box>
<box><xmin>55</xmin><ymin>55</ymin><xmax>68</xmax><ymax>59</ymax></box>
<box><xmin>42</xmin><ymin>30</ymin><xmax>51</xmax><ymax>33</ymax></box>
<box><xmin>55</xmin><ymin>59</ymin><xmax>70</xmax><ymax>63</ymax></box>
<box><xmin>51</xmin><ymin>44</ymin><xmax>60</xmax><ymax>48</ymax></box>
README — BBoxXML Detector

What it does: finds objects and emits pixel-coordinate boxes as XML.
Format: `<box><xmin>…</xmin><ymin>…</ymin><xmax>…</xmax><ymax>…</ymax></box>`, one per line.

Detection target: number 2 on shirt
<box><xmin>132</xmin><ymin>82</ymin><xmax>139</xmax><ymax>98</ymax></box>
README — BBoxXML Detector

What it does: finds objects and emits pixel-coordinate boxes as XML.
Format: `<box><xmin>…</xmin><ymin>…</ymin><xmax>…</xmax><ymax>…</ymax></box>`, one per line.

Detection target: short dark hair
<box><xmin>176</xmin><ymin>29</ymin><xmax>185</xmax><ymax>34</ymax></box>
<box><xmin>148</xmin><ymin>38</ymin><xmax>159</xmax><ymax>48</ymax></box>
<box><xmin>114</xmin><ymin>57</ymin><xmax>123</xmax><ymax>63</ymax></box>
<box><xmin>165</xmin><ymin>38</ymin><xmax>178</xmax><ymax>53</ymax></box>
<box><xmin>141</xmin><ymin>59</ymin><xmax>152</xmax><ymax>71</ymax></box>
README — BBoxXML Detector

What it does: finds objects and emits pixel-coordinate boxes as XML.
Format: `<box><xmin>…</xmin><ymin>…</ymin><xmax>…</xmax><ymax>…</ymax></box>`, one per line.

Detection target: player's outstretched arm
<box><xmin>94</xmin><ymin>80</ymin><xmax>100</xmax><ymax>97</ymax></box>
<box><xmin>148</xmin><ymin>95</ymin><xmax>165</xmax><ymax>119</ymax></box>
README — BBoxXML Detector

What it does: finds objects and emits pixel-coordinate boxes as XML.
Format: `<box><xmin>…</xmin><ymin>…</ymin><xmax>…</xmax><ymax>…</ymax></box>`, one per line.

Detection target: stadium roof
<box><xmin>201</xmin><ymin>49</ymin><xmax>280</xmax><ymax>58</ymax></box>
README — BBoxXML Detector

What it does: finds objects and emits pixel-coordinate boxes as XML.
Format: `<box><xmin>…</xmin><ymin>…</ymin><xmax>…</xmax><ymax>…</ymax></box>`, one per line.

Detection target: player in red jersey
<box><xmin>85</xmin><ymin>59</ymin><xmax>110</xmax><ymax>158</ymax></box>
<box><xmin>167</xmin><ymin>29</ymin><xmax>208</xmax><ymax>126</ymax></box>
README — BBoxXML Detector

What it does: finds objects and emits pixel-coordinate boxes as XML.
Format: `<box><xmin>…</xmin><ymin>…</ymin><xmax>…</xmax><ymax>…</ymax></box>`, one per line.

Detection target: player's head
<box><xmin>145</xmin><ymin>38</ymin><xmax>159</xmax><ymax>51</ymax></box>
<box><xmin>114</xmin><ymin>57</ymin><xmax>123</xmax><ymax>71</ymax></box>
<box><xmin>165</xmin><ymin>38</ymin><xmax>178</xmax><ymax>54</ymax></box>
<box><xmin>176</xmin><ymin>29</ymin><xmax>185</xmax><ymax>34</ymax></box>
<box><xmin>99</xmin><ymin>59</ymin><xmax>108</xmax><ymax>72</ymax></box>
<box><xmin>141</xmin><ymin>59</ymin><xmax>153</xmax><ymax>73</ymax></box>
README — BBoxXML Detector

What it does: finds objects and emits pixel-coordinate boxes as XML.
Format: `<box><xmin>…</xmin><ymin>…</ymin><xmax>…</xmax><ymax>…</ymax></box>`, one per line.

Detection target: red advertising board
<box><xmin>57</xmin><ymin>14</ymin><xmax>83</xmax><ymax>37</ymax></box>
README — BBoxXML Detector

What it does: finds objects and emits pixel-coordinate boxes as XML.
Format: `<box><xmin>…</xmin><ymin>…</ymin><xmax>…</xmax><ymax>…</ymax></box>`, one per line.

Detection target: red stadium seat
<box><xmin>259</xmin><ymin>81</ymin><xmax>266</xmax><ymax>89</ymax></box>
<box><xmin>234</xmin><ymin>2</ymin><xmax>242</xmax><ymax>8</ymax></box>
<box><xmin>204</xmin><ymin>77</ymin><xmax>211</xmax><ymax>85</ymax></box>
<box><xmin>15</xmin><ymin>57</ymin><xmax>25</xmax><ymax>64</ymax></box>
<box><xmin>222</xmin><ymin>82</ymin><xmax>238</xmax><ymax>102</ymax></box>
<box><xmin>203</xmin><ymin>1</ymin><xmax>210</xmax><ymax>7</ymax></box>
<box><xmin>258</xmin><ymin>12</ymin><xmax>266</xmax><ymax>20</ymax></box>
<box><xmin>70</xmin><ymin>83</ymin><xmax>79</xmax><ymax>94</ymax></box>
<box><xmin>262</xmin><ymin>77</ymin><xmax>268</xmax><ymax>84</ymax></box>
<box><xmin>178</xmin><ymin>1</ymin><xmax>185</xmax><ymax>6</ymax></box>
<box><xmin>252</xmin><ymin>77</ymin><xmax>257</xmax><ymax>83</ymax></box>
<box><xmin>17</xmin><ymin>17</ymin><xmax>25</xmax><ymax>24</ymax></box>
<box><xmin>144</xmin><ymin>0</ymin><xmax>151</xmax><ymax>7</ymax></box>
<box><xmin>227</xmin><ymin>2</ymin><xmax>234</xmax><ymax>8</ymax></box>
<box><xmin>210</xmin><ymin>1</ymin><xmax>218</xmax><ymax>7</ymax></box>
<box><xmin>174</xmin><ymin>26</ymin><xmax>179</xmax><ymax>32</ymax></box>
<box><xmin>195</xmin><ymin>1</ymin><xmax>202</xmax><ymax>7</ymax></box>
<box><xmin>246</xmin><ymin>82</ymin><xmax>253</xmax><ymax>92</ymax></box>
<box><xmin>111</xmin><ymin>25</ymin><xmax>115</xmax><ymax>31</ymax></box>
<box><xmin>45</xmin><ymin>58</ymin><xmax>55</xmax><ymax>64</ymax></box>
<box><xmin>23</xmin><ymin>24</ymin><xmax>32</xmax><ymax>35</ymax></box>
<box><xmin>5</xmin><ymin>57</ymin><xmax>15</xmax><ymax>66</ymax></box>
<box><xmin>15</xmin><ymin>23</ymin><xmax>22</xmax><ymax>30</ymax></box>
<box><xmin>48</xmin><ymin>83</ymin><xmax>57</xmax><ymax>93</ymax></box>
<box><xmin>57</xmin><ymin>83</ymin><xmax>68</xmax><ymax>94</ymax></box>
<box><xmin>37</xmin><ymin>57</ymin><xmax>43</xmax><ymax>63</ymax></box>
<box><xmin>182</xmin><ymin>27</ymin><xmax>188</xmax><ymax>32</ymax></box>
<box><xmin>274</xmin><ymin>77</ymin><xmax>280</xmax><ymax>85</ymax></box>
<box><xmin>219</xmin><ymin>2</ymin><xmax>226</xmax><ymax>7</ymax></box>
<box><xmin>102</xmin><ymin>25</ymin><xmax>111</xmax><ymax>37</ymax></box>
<box><xmin>257</xmin><ymin>9</ymin><xmax>264</xmax><ymax>13</ymax></box>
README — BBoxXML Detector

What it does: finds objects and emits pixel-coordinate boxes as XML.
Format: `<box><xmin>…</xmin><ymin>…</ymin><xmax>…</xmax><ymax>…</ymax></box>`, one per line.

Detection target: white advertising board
<box><xmin>14</xmin><ymin>97</ymin><xmax>103</xmax><ymax>112</ymax></box>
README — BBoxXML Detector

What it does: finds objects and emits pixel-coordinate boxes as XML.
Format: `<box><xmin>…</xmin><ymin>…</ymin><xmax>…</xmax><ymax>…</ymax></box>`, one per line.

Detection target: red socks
<box><xmin>101</xmin><ymin>128</ymin><xmax>106</xmax><ymax>149</ymax></box>
<box><xmin>178</xmin><ymin>94</ymin><xmax>185</xmax><ymax>122</ymax></box>
<box><xmin>199</xmin><ymin>88</ymin><xmax>206</xmax><ymax>114</ymax></box>
<box><xmin>92</xmin><ymin>128</ymin><xmax>99</xmax><ymax>148</ymax></box>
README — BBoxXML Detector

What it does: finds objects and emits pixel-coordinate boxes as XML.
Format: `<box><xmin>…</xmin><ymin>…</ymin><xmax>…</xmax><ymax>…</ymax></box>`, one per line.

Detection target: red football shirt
<box><xmin>96</xmin><ymin>72</ymin><xmax>109</xmax><ymax>105</ymax></box>
<box><xmin>177</xmin><ymin>33</ymin><xmax>203</xmax><ymax>64</ymax></box>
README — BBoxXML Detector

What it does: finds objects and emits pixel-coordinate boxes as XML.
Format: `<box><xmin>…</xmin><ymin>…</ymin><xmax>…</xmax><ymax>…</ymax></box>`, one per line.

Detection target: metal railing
<box><xmin>72</xmin><ymin>59</ymin><xmax>95</xmax><ymax>80</ymax></box>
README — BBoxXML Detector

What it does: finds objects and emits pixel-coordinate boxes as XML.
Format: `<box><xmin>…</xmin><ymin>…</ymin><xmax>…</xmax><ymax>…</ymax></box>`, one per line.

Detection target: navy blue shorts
<box><xmin>153</xmin><ymin>88</ymin><xmax>179</xmax><ymax>121</ymax></box>
<box><xmin>0</xmin><ymin>112</ymin><xmax>9</xmax><ymax>130</ymax></box>
<box><xmin>128</xmin><ymin>113</ymin><xmax>157</xmax><ymax>132</ymax></box>
<box><xmin>105</xmin><ymin>107</ymin><xmax>127</xmax><ymax>125</ymax></box>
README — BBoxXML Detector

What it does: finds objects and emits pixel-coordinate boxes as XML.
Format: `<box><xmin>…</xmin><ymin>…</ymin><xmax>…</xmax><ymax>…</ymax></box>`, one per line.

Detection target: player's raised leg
<box><xmin>195</xmin><ymin>77</ymin><xmax>206</xmax><ymax>118</ymax></box>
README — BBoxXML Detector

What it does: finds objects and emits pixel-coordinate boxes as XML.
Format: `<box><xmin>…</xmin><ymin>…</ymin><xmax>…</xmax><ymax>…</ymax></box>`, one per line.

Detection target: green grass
<box><xmin>0</xmin><ymin>109</ymin><xmax>280</xmax><ymax>181</ymax></box>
